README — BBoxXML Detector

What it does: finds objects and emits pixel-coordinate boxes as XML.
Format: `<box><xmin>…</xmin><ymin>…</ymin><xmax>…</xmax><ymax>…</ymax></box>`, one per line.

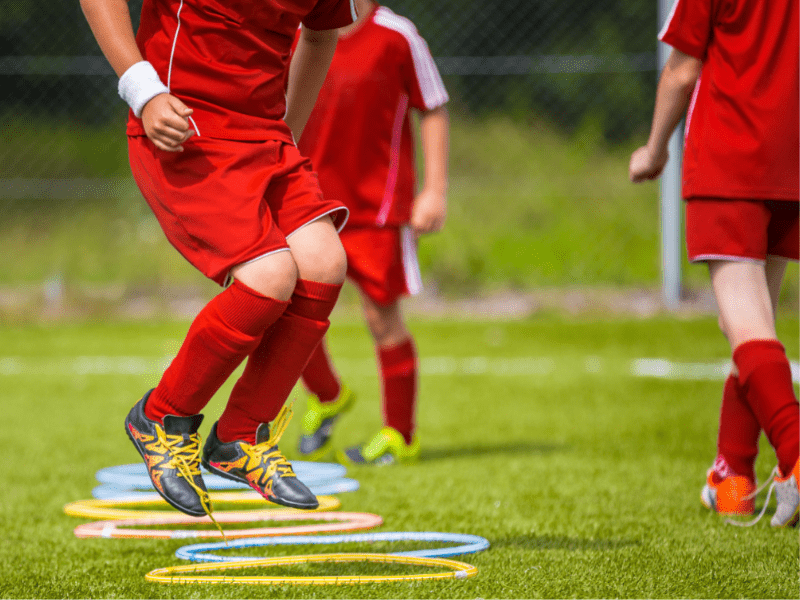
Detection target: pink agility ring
<box><xmin>73</xmin><ymin>511</ymin><xmax>383</xmax><ymax>540</ymax></box>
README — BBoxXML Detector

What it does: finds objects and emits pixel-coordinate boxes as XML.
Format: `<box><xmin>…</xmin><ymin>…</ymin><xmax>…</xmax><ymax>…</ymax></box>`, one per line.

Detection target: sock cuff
<box><xmin>379</xmin><ymin>338</ymin><xmax>416</xmax><ymax>376</ymax></box>
<box><xmin>287</xmin><ymin>279</ymin><xmax>343</xmax><ymax>321</ymax></box>
<box><xmin>293</xmin><ymin>279</ymin><xmax>343</xmax><ymax>302</ymax></box>
<box><xmin>733</xmin><ymin>339</ymin><xmax>788</xmax><ymax>384</ymax></box>
<box><xmin>218</xmin><ymin>280</ymin><xmax>289</xmax><ymax>337</ymax></box>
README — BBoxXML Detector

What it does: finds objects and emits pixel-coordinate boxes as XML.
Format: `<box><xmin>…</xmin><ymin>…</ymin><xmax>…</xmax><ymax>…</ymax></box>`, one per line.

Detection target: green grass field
<box><xmin>1</xmin><ymin>314</ymin><xmax>797</xmax><ymax>598</ymax></box>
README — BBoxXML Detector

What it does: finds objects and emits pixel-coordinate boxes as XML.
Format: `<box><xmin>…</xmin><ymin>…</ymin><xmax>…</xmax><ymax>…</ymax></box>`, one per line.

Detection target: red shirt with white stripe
<box><xmin>297</xmin><ymin>4</ymin><xmax>448</xmax><ymax>227</ymax></box>
<box><xmin>659</xmin><ymin>0</ymin><xmax>799</xmax><ymax>201</ymax></box>
<box><xmin>126</xmin><ymin>0</ymin><xmax>357</xmax><ymax>141</ymax></box>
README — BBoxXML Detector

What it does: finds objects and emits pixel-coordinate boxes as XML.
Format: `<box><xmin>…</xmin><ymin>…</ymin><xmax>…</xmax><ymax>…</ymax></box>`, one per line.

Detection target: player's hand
<box><xmin>141</xmin><ymin>94</ymin><xmax>195</xmax><ymax>152</ymax></box>
<box><xmin>410</xmin><ymin>188</ymin><xmax>447</xmax><ymax>236</ymax></box>
<box><xmin>629</xmin><ymin>145</ymin><xmax>669</xmax><ymax>183</ymax></box>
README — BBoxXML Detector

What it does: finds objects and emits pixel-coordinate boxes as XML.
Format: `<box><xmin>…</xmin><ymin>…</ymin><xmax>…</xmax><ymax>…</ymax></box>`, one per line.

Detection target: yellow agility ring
<box><xmin>145</xmin><ymin>553</ymin><xmax>478</xmax><ymax>585</ymax></box>
<box><xmin>73</xmin><ymin>511</ymin><xmax>383</xmax><ymax>540</ymax></box>
<box><xmin>63</xmin><ymin>494</ymin><xmax>341</xmax><ymax>520</ymax></box>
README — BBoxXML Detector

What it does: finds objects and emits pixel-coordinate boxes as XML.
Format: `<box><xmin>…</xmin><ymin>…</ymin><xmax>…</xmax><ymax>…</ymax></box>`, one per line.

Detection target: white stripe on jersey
<box><xmin>373</xmin><ymin>7</ymin><xmax>449</xmax><ymax>110</ymax></box>
<box><xmin>658</xmin><ymin>0</ymin><xmax>681</xmax><ymax>41</ymax></box>
<box><xmin>167</xmin><ymin>0</ymin><xmax>185</xmax><ymax>90</ymax></box>
<box><xmin>350</xmin><ymin>0</ymin><xmax>357</xmax><ymax>22</ymax></box>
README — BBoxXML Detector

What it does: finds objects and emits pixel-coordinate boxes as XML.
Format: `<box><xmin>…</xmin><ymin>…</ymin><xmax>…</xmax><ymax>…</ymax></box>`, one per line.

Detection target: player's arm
<box><xmin>629</xmin><ymin>48</ymin><xmax>701</xmax><ymax>183</ymax></box>
<box><xmin>410</xmin><ymin>105</ymin><xmax>449</xmax><ymax>236</ymax></box>
<box><xmin>285</xmin><ymin>26</ymin><xmax>338</xmax><ymax>142</ymax></box>
<box><xmin>79</xmin><ymin>0</ymin><xmax>194</xmax><ymax>152</ymax></box>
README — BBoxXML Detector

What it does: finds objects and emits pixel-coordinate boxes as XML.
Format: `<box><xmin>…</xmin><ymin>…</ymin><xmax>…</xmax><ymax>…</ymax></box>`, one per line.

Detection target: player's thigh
<box><xmin>708</xmin><ymin>260</ymin><xmax>776</xmax><ymax>348</ymax></box>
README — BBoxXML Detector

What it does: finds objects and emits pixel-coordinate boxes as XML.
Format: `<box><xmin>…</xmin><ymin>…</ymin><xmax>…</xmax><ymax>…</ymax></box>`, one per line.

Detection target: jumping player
<box><xmin>80</xmin><ymin>0</ymin><xmax>357</xmax><ymax>516</ymax></box>
<box><xmin>293</xmin><ymin>0</ymin><xmax>449</xmax><ymax>465</ymax></box>
<box><xmin>630</xmin><ymin>0</ymin><xmax>799</xmax><ymax>526</ymax></box>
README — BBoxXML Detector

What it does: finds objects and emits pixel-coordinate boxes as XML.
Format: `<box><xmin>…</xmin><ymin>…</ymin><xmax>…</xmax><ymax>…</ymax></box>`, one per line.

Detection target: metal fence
<box><xmin>0</xmin><ymin>0</ymin><xmax>657</xmax><ymax>186</ymax></box>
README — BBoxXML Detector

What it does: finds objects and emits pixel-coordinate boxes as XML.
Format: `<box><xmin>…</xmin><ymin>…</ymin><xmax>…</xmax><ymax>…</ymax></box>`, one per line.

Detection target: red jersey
<box><xmin>126</xmin><ymin>0</ymin><xmax>357</xmax><ymax>141</ymax></box>
<box><xmin>660</xmin><ymin>0</ymin><xmax>799</xmax><ymax>201</ymax></box>
<box><xmin>297</xmin><ymin>5</ymin><xmax>448</xmax><ymax>227</ymax></box>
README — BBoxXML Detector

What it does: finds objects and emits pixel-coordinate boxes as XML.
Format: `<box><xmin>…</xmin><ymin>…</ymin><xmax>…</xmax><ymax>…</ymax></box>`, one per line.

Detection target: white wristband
<box><xmin>118</xmin><ymin>61</ymin><xmax>170</xmax><ymax>118</ymax></box>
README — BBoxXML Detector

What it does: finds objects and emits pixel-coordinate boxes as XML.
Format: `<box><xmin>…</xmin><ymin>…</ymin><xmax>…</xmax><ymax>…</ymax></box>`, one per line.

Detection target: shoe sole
<box><xmin>201</xmin><ymin>458</ymin><xmax>319</xmax><ymax>511</ymax></box>
<box><xmin>125</xmin><ymin>419</ymin><xmax>206</xmax><ymax>517</ymax></box>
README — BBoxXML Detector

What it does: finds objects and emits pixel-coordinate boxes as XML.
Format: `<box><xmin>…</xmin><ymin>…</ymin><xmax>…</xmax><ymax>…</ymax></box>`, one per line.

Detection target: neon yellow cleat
<box><xmin>297</xmin><ymin>384</ymin><xmax>355</xmax><ymax>461</ymax></box>
<box><xmin>338</xmin><ymin>426</ymin><xmax>420</xmax><ymax>466</ymax></box>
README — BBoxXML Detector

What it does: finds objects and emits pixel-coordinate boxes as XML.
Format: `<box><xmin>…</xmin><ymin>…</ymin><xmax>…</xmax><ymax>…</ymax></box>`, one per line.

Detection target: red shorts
<box><xmin>340</xmin><ymin>226</ymin><xmax>421</xmax><ymax>306</ymax></box>
<box><xmin>128</xmin><ymin>136</ymin><xmax>348</xmax><ymax>286</ymax></box>
<box><xmin>685</xmin><ymin>198</ymin><xmax>799</xmax><ymax>262</ymax></box>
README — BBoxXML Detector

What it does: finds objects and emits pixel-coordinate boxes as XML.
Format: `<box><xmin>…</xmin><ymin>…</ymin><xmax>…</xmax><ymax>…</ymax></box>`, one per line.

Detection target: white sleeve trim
<box><xmin>658</xmin><ymin>0</ymin><xmax>681</xmax><ymax>41</ymax></box>
<box><xmin>373</xmin><ymin>7</ymin><xmax>449</xmax><ymax>110</ymax></box>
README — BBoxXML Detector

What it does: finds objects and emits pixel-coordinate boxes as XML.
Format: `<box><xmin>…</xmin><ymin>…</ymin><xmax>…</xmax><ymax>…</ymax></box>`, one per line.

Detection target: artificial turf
<box><xmin>0</xmin><ymin>314</ymin><xmax>797</xmax><ymax>598</ymax></box>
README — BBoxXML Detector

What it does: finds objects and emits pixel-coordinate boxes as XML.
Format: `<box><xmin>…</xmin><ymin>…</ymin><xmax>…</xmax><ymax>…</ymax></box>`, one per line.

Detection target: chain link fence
<box><xmin>0</xmin><ymin>0</ymin><xmax>657</xmax><ymax>185</ymax></box>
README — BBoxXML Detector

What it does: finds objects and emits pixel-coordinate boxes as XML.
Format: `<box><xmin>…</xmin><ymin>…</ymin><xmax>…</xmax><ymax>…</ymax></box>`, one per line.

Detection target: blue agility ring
<box><xmin>175</xmin><ymin>532</ymin><xmax>490</xmax><ymax>562</ymax></box>
<box><xmin>96</xmin><ymin>462</ymin><xmax>347</xmax><ymax>488</ymax></box>
<box><xmin>92</xmin><ymin>477</ymin><xmax>360</xmax><ymax>500</ymax></box>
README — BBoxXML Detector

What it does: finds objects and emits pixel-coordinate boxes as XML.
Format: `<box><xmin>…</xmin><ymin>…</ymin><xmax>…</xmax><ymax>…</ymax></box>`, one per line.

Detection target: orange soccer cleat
<box><xmin>700</xmin><ymin>470</ymin><xmax>756</xmax><ymax>516</ymax></box>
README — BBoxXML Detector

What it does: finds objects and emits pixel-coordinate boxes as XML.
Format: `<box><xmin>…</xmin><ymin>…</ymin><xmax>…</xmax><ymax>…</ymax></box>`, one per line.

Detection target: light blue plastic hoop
<box><xmin>95</xmin><ymin>462</ymin><xmax>347</xmax><ymax>488</ymax></box>
<box><xmin>175</xmin><ymin>531</ymin><xmax>490</xmax><ymax>561</ymax></box>
<box><xmin>91</xmin><ymin>477</ymin><xmax>360</xmax><ymax>500</ymax></box>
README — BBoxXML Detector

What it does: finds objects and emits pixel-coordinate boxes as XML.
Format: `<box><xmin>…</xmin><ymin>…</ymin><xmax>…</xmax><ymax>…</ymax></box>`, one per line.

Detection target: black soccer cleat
<box><xmin>202</xmin><ymin>405</ymin><xmax>318</xmax><ymax>510</ymax></box>
<box><xmin>125</xmin><ymin>390</ymin><xmax>211</xmax><ymax>517</ymax></box>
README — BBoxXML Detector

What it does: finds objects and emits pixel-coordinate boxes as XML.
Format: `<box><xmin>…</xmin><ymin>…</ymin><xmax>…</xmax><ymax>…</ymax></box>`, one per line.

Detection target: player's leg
<box><xmin>339</xmin><ymin>295</ymin><xmax>420</xmax><ymax>465</ymax></box>
<box><xmin>337</xmin><ymin>226</ymin><xmax>422</xmax><ymax>466</ymax></box>
<box><xmin>297</xmin><ymin>335</ymin><xmax>356</xmax><ymax>460</ymax></box>
<box><xmin>704</xmin><ymin>256</ymin><xmax>787</xmax><ymax>494</ymax></box>
<box><xmin>125</xmin><ymin>136</ymin><xmax>299</xmax><ymax>516</ymax></box>
<box><xmin>711</xmin><ymin>259</ymin><xmax>799</xmax><ymax>524</ymax></box>
<box><xmin>204</xmin><ymin>217</ymin><xmax>346</xmax><ymax>509</ymax></box>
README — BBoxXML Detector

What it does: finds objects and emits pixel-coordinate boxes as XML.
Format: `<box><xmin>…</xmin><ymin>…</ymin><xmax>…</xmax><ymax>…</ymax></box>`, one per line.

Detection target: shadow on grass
<box><xmin>492</xmin><ymin>534</ymin><xmax>639</xmax><ymax>552</ymax></box>
<box><xmin>421</xmin><ymin>441</ymin><xmax>565</xmax><ymax>462</ymax></box>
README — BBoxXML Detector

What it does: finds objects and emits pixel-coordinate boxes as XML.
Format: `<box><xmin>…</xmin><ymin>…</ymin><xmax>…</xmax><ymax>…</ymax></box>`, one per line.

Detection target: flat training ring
<box><xmin>175</xmin><ymin>531</ymin><xmax>490</xmax><ymax>561</ymax></box>
<box><xmin>63</xmin><ymin>494</ymin><xmax>341</xmax><ymax>520</ymax></box>
<box><xmin>96</xmin><ymin>462</ymin><xmax>347</xmax><ymax>488</ymax></box>
<box><xmin>73</xmin><ymin>511</ymin><xmax>383</xmax><ymax>540</ymax></box>
<box><xmin>145</xmin><ymin>553</ymin><xmax>478</xmax><ymax>585</ymax></box>
<box><xmin>91</xmin><ymin>477</ymin><xmax>359</xmax><ymax>499</ymax></box>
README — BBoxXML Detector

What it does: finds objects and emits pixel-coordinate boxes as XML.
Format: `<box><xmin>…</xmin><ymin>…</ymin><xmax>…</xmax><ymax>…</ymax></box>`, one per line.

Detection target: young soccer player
<box><xmin>629</xmin><ymin>0</ymin><xmax>799</xmax><ymax>526</ymax></box>
<box><xmin>80</xmin><ymin>0</ymin><xmax>358</xmax><ymax>517</ymax></box>
<box><xmin>293</xmin><ymin>0</ymin><xmax>449</xmax><ymax>465</ymax></box>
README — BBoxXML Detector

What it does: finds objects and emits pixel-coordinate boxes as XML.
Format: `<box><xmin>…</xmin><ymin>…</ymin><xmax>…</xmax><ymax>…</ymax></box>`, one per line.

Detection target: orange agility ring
<box><xmin>73</xmin><ymin>511</ymin><xmax>383</xmax><ymax>540</ymax></box>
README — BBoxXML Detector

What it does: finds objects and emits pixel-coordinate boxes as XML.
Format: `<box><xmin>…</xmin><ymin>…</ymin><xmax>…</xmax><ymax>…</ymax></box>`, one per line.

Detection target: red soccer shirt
<box><xmin>660</xmin><ymin>0</ymin><xmax>799</xmax><ymax>201</ymax></box>
<box><xmin>297</xmin><ymin>5</ymin><xmax>448</xmax><ymax>227</ymax></box>
<box><xmin>126</xmin><ymin>0</ymin><xmax>356</xmax><ymax>141</ymax></box>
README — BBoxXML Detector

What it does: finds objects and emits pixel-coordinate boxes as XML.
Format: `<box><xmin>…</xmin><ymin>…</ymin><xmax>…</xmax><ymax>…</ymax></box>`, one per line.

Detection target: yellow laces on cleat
<box><xmin>249</xmin><ymin>402</ymin><xmax>297</xmax><ymax>480</ymax></box>
<box><xmin>155</xmin><ymin>424</ymin><xmax>226</xmax><ymax>542</ymax></box>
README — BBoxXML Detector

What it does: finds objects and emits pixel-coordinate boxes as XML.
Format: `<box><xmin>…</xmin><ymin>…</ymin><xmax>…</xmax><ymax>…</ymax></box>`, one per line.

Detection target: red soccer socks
<box><xmin>145</xmin><ymin>280</ymin><xmax>288</xmax><ymax>422</ymax></box>
<box><xmin>713</xmin><ymin>374</ymin><xmax>761</xmax><ymax>481</ymax></box>
<box><xmin>733</xmin><ymin>339</ymin><xmax>800</xmax><ymax>477</ymax></box>
<box><xmin>301</xmin><ymin>340</ymin><xmax>342</xmax><ymax>403</ymax></box>
<box><xmin>379</xmin><ymin>338</ymin><xmax>418</xmax><ymax>445</ymax></box>
<box><xmin>217</xmin><ymin>279</ymin><xmax>342</xmax><ymax>444</ymax></box>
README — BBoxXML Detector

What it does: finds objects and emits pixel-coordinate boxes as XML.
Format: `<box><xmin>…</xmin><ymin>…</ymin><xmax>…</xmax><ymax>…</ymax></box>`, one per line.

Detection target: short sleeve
<box><xmin>395</xmin><ymin>26</ymin><xmax>449</xmax><ymax>112</ymax></box>
<box><xmin>658</xmin><ymin>0</ymin><xmax>713</xmax><ymax>60</ymax></box>
<box><xmin>303</xmin><ymin>0</ymin><xmax>357</xmax><ymax>31</ymax></box>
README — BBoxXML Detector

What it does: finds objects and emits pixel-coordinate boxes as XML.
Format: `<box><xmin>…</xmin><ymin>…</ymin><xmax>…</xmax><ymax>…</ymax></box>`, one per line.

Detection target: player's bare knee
<box><xmin>298</xmin><ymin>240</ymin><xmax>347</xmax><ymax>284</ymax></box>
<box><xmin>231</xmin><ymin>250</ymin><xmax>298</xmax><ymax>301</ymax></box>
